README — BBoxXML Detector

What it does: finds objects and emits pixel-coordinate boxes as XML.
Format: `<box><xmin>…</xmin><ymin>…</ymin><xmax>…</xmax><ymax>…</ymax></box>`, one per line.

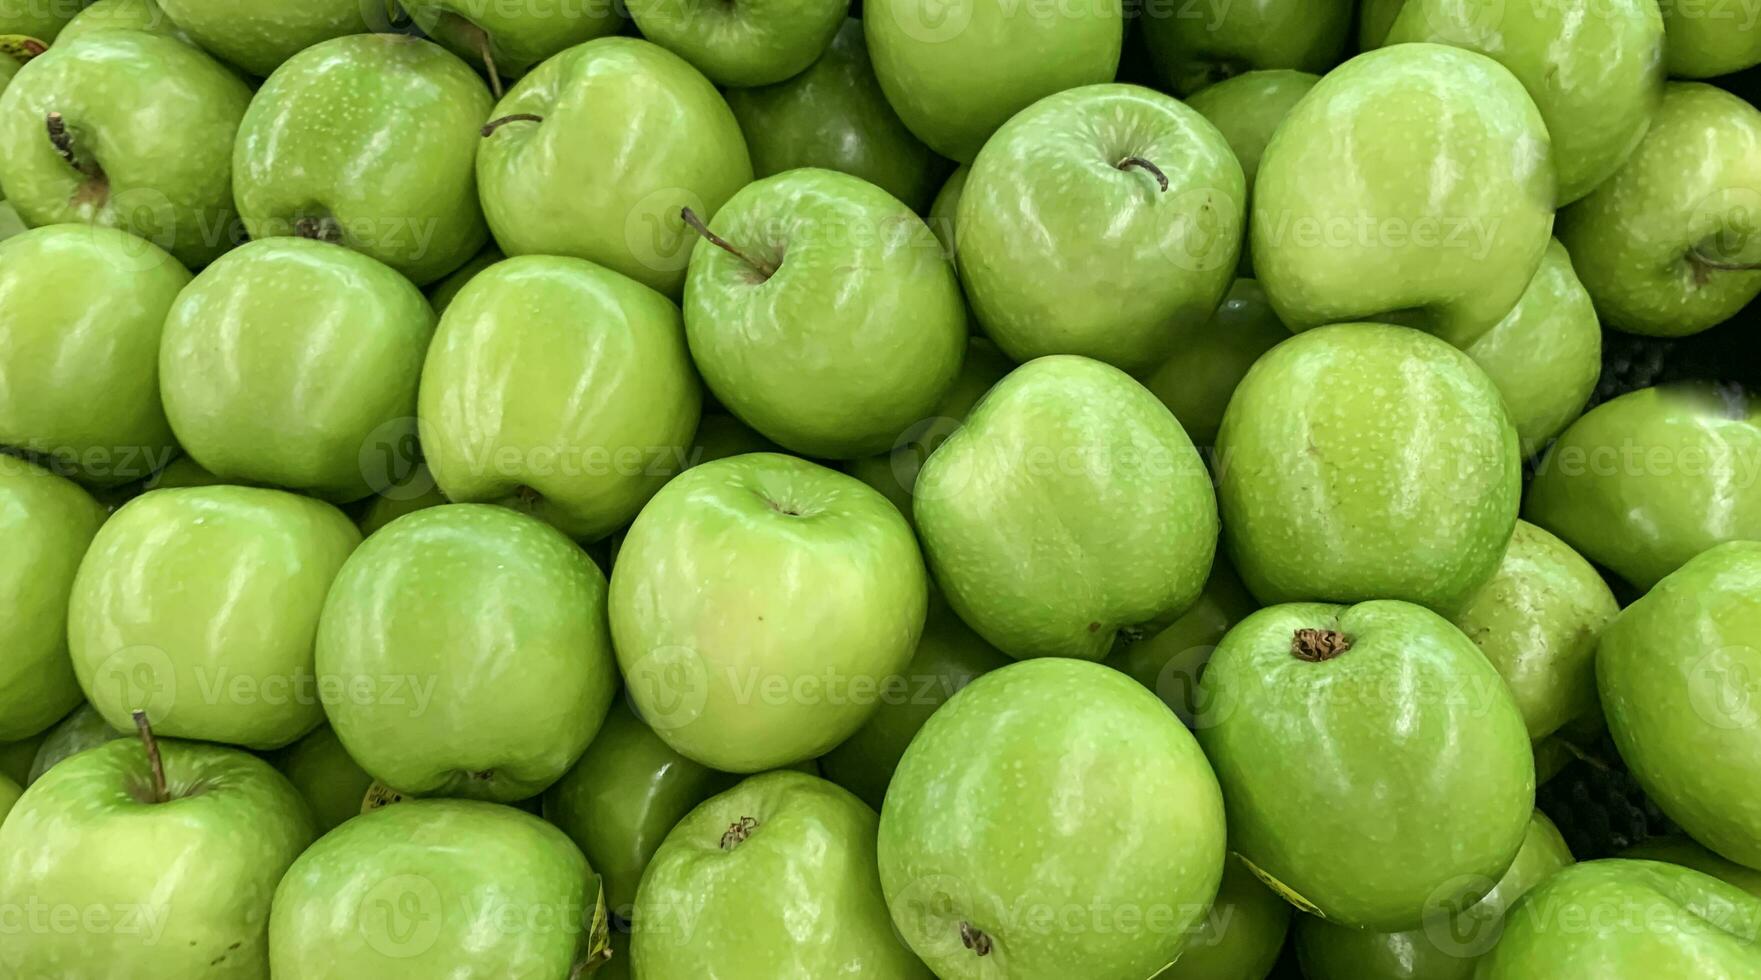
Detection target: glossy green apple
<box><xmin>234</xmin><ymin>35</ymin><xmax>491</xmax><ymax>286</ymax></box>
<box><xmin>58</xmin><ymin>0</ymin><xmax>190</xmax><ymax>45</ymax></box>
<box><xmin>1385</xmin><ymin>0</ymin><xmax>1663</xmax><ymax>205</ymax></box>
<box><xmin>1142</xmin><ymin>278</ymin><xmax>1289</xmax><ymax>448</ymax></box>
<box><xmin>956</xmin><ymin>83</ymin><xmax>1243</xmax><ymax>374</ymax></box>
<box><xmin>916</xmin><ymin>356</ymin><xmax>1217</xmax><ymax>660</ymax></box>
<box><xmin>476</xmin><ymin>37</ymin><xmax>751</xmax><ymax>296</ymax></box>
<box><xmin>0</xmin><ymin>50</ymin><xmax>20</xmax><ymax>95</ymax></box>
<box><xmin>272</xmin><ymin>724</ymin><xmax>373</xmax><ymax>834</ymax></box>
<box><xmin>1295</xmin><ymin>810</ymin><xmax>1572</xmax><ymax>980</ymax></box>
<box><xmin>68</xmin><ymin>487</ymin><xmax>360</xmax><ymax>749</ymax></box>
<box><xmin>0</xmin><ymin>31</ymin><xmax>249</xmax><ymax>267</ymax></box>
<box><xmin>864</xmin><ymin>0</ymin><xmax>1123</xmax><ymax>162</ymax></box>
<box><xmin>881</xmin><ymin>658</ymin><xmax>1225</xmax><ymax>979</ymax></box>
<box><xmin>818</xmin><ymin>602</ymin><xmax>1009</xmax><ymax>809</ymax></box>
<box><xmin>1623</xmin><ymin>837</ymin><xmax>1761</xmax><ymax>896</ymax></box>
<box><xmin>1140</xmin><ymin>0</ymin><xmax>1348</xmax><ymax>94</ymax></box>
<box><xmin>270</xmin><ymin>798</ymin><xmax>604</xmax><ymax>978</ymax></box>
<box><xmin>1478</xmin><ymin>859</ymin><xmax>1761</xmax><ymax>977</ymax></box>
<box><xmin>355</xmin><ymin>462</ymin><xmax>449</xmax><ymax>537</ymax></box>
<box><xmin>1184</xmin><ymin>69</ymin><xmax>1318</xmax><ymax>270</ymax></box>
<box><xmin>724</xmin><ymin>19</ymin><xmax>946</xmax><ymax>213</ymax></box>
<box><xmin>0</xmin><ymin>733</ymin><xmax>316</xmax><ymax>976</ymax></box>
<box><xmin>1660</xmin><ymin>0</ymin><xmax>1761</xmax><ymax>77</ymax></box>
<box><xmin>425</xmin><ymin>243</ymin><xmax>500</xmax><ymax>314</ymax></box>
<box><xmin>1525</xmin><ymin>384</ymin><xmax>1761</xmax><ymax>591</ymax></box>
<box><xmin>1197</xmin><ymin>600</ymin><xmax>1534</xmax><ymax>930</ymax></box>
<box><xmin>401</xmin><ymin>0</ymin><xmax>623</xmax><ymax>82</ymax></box>
<box><xmin>0</xmin><ymin>456</ymin><xmax>105</xmax><ymax>741</ymax></box>
<box><xmin>160</xmin><ymin>238</ymin><xmax>436</xmax><ymax>502</ymax></box>
<box><xmin>611</xmin><ymin>453</ymin><xmax>927</xmax><ymax>772</ymax></box>
<box><xmin>1217</xmin><ymin>322</ymin><xmax>1519</xmax><ymax>611</ymax></box>
<box><xmin>633</xmin><ymin>770</ymin><xmax>925</xmax><ymax>977</ymax></box>
<box><xmin>1598</xmin><ymin>542</ymin><xmax>1761</xmax><ymax>868</ymax></box>
<box><xmin>419</xmin><ymin>255</ymin><xmax>701</xmax><ymax>541</ymax></box>
<box><xmin>0</xmin><ymin>0</ymin><xmax>82</xmax><ymax>41</ymax></box>
<box><xmin>156</xmin><ymin>0</ymin><xmax>376</xmax><ymax>76</ymax></box>
<box><xmin>1154</xmin><ymin>854</ymin><xmax>1290</xmax><ymax>980</ymax></box>
<box><xmin>1105</xmin><ymin>557</ymin><xmax>1257</xmax><ymax>724</ymax></box>
<box><xmin>1557</xmin><ymin>83</ymin><xmax>1761</xmax><ymax>337</ymax></box>
<box><xmin>928</xmin><ymin>163</ymin><xmax>965</xmax><ymax>261</ymax></box>
<box><xmin>317</xmin><ymin>504</ymin><xmax>618</xmax><ymax>801</ymax></box>
<box><xmin>26</xmin><ymin>702</ymin><xmax>123</xmax><ymax>783</ymax></box>
<box><xmin>1251</xmin><ymin>44</ymin><xmax>1553</xmax><ymax>346</ymax></box>
<box><xmin>629</xmin><ymin>0</ymin><xmax>846</xmax><ymax>86</ymax></box>
<box><xmin>683</xmin><ymin>168</ymin><xmax>964</xmax><ymax>458</ymax></box>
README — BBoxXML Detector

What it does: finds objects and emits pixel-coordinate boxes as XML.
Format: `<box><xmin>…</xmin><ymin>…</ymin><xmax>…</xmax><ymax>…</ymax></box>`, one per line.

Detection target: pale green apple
<box><xmin>68</xmin><ymin>487</ymin><xmax>360</xmax><ymax>749</ymax></box>
<box><xmin>1525</xmin><ymin>384</ymin><xmax>1761</xmax><ymax>591</ymax></box>
<box><xmin>1197</xmin><ymin>601</ymin><xmax>1535</xmax><ymax>930</ymax></box>
<box><xmin>629</xmin><ymin>0</ymin><xmax>847</xmax><ymax>86</ymax></box>
<box><xmin>1660</xmin><ymin>0</ymin><xmax>1761</xmax><ymax>77</ymax></box>
<box><xmin>26</xmin><ymin>702</ymin><xmax>123</xmax><ymax>784</ymax></box>
<box><xmin>956</xmin><ymin>83</ymin><xmax>1242</xmax><ymax>374</ymax></box>
<box><xmin>418</xmin><ymin>254</ymin><xmax>701</xmax><ymax>541</ymax></box>
<box><xmin>864</xmin><ymin>0</ymin><xmax>1123</xmax><ymax>162</ymax></box>
<box><xmin>1184</xmin><ymin>69</ymin><xmax>1318</xmax><ymax>271</ymax></box>
<box><xmin>316</xmin><ymin>504</ymin><xmax>618</xmax><ymax>801</ymax></box>
<box><xmin>355</xmin><ymin>462</ymin><xmax>450</xmax><ymax>538</ymax></box>
<box><xmin>0</xmin><ymin>198</ymin><xmax>22</xmax><ymax>237</ymax></box>
<box><xmin>156</xmin><ymin>0</ymin><xmax>377</xmax><ymax>76</ymax></box>
<box><xmin>160</xmin><ymin>238</ymin><xmax>437</xmax><ymax>502</ymax></box>
<box><xmin>915</xmin><ymin>356</ymin><xmax>1217</xmax><ymax>660</ymax></box>
<box><xmin>401</xmin><ymin>0</ymin><xmax>623</xmax><ymax>82</ymax></box>
<box><xmin>272</xmin><ymin>723</ymin><xmax>373</xmax><ymax>833</ymax></box>
<box><xmin>1104</xmin><ymin>557</ymin><xmax>1258</xmax><ymax>724</ymax></box>
<box><xmin>880</xmin><ymin>658</ymin><xmax>1226</xmax><ymax>979</ymax></box>
<box><xmin>0</xmin><ymin>456</ymin><xmax>104</xmax><ymax>742</ymax></box>
<box><xmin>1557</xmin><ymin>83</ymin><xmax>1761</xmax><ymax>337</ymax></box>
<box><xmin>1154</xmin><ymin>855</ymin><xmax>1291</xmax><ymax>980</ymax></box>
<box><xmin>476</xmin><ymin>37</ymin><xmax>752</xmax><ymax>296</ymax></box>
<box><xmin>425</xmin><ymin>243</ymin><xmax>500</xmax><ymax>314</ymax></box>
<box><xmin>725</xmin><ymin>19</ymin><xmax>946</xmax><ymax>213</ymax></box>
<box><xmin>0</xmin><ymin>31</ymin><xmax>250</xmax><ymax>267</ymax></box>
<box><xmin>0</xmin><ymin>50</ymin><xmax>20</xmax><ymax>96</ymax></box>
<box><xmin>1623</xmin><ymin>837</ymin><xmax>1761</xmax><ymax>896</ymax></box>
<box><xmin>1142</xmin><ymin>278</ymin><xmax>1289</xmax><ymax>448</ymax></box>
<box><xmin>233</xmin><ymin>35</ymin><xmax>492</xmax><ymax>286</ymax></box>
<box><xmin>0</xmin><ymin>0</ymin><xmax>83</xmax><ymax>41</ymax></box>
<box><xmin>610</xmin><ymin>453</ymin><xmax>928</xmax><ymax>772</ymax></box>
<box><xmin>270</xmin><ymin>798</ymin><xmax>603</xmax><ymax>978</ymax></box>
<box><xmin>58</xmin><ymin>0</ymin><xmax>190</xmax><ymax>45</ymax></box>
<box><xmin>1251</xmin><ymin>44</ymin><xmax>1554</xmax><ymax>346</ymax></box>
<box><xmin>1140</xmin><ymin>0</ymin><xmax>1349</xmax><ymax>94</ymax></box>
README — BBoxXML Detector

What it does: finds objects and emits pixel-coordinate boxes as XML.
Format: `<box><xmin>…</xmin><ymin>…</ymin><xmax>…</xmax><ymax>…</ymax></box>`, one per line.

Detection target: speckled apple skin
<box><xmin>1216</xmin><ymin>322</ymin><xmax>1520</xmax><ymax>613</ymax></box>
<box><xmin>915</xmin><ymin>355</ymin><xmax>1218</xmax><ymax>661</ymax></box>
<box><xmin>879</xmin><ymin>658</ymin><xmax>1226</xmax><ymax>980</ymax></box>
<box><xmin>1661</xmin><ymin>4</ymin><xmax>1761</xmax><ymax>77</ymax></box>
<box><xmin>627</xmin><ymin>0</ymin><xmax>847</xmax><ymax>87</ymax></box>
<box><xmin>1143</xmin><ymin>278</ymin><xmax>1290</xmax><ymax>449</ymax></box>
<box><xmin>157</xmin><ymin>0</ymin><xmax>374</xmax><ymax>76</ymax></box>
<box><xmin>402</xmin><ymin>0</ymin><xmax>624</xmax><ymax>79</ymax></box>
<box><xmin>1196</xmin><ymin>600</ymin><xmax>1534</xmax><ymax>931</ymax></box>
<box><xmin>1155</xmin><ymin>854</ymin><xmax>1291</xmax><ymax>980</ymax></box>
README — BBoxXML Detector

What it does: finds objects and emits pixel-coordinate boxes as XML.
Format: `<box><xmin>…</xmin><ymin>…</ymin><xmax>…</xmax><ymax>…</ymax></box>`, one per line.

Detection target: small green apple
<box><xmin>1154</xmin><ymin>854</ymin><xmax>1291</xmax><ymax>980</ymax></box>
<box><xmin>418</xmin><ymin>254</ymin><xmax>701</xmax><ymax>541</ymax></box>
<box><xmin>317</xmin><ymin>504</ymin><xmax>619</xmax><ymax>801</ymax></box>
<box><xmin>1251</xmin><ymin>44</ymin><xmax>1554</xmax><ymax>346</ymax></box>
<box><xmin>156</xmin><ymin>0</ymin><xmax>377</xmax><ymax>76</ymax></box>
<box><xmin>1660</xmin><ymin>0</ymin><xmax>1761</xmax><ymax>77</ymax></box>
<box><xmin>0</xmin><ymin>727</ymin><xmax>45</xmax><ymax>784</ymax></box>
<box><xmin>683</xmin><ymin>167</ymin><xmax>965</xmax><ymax>458</ymax></box>
<box><xmin>928</xmin><ymin>163</ymin><xmax>966</xmax><ymax>262</ymax></box>
<box><xmin>0</xmin><ymin>0</ymin><xmax>83</xmax><ymax>42</ymax></box>
<box><xmin>1104</xmin><ymin>557</ymin><xmax>1258</xmax><ymax>725</ymax></box>
<box><xmin>1142</xmin><ymin>278</ymin><xmax>1289</xmax><ymax>449</ymax></box>
<box><xmin>425</xmin><ymin>243</ymin><xmax>501</xmax><ymax>315</ymax></box>
<box><xmin>1623</xmin><ymin>837</ymin><xmax>1761</xmax><ymax>896</ymax></box>
<box><xmin>629</xmin><ymin>0</ymin><xmax>847</xmax><ymax>86</ymax></box>
<box><xmin>26</xmin><ymin>702</ymin><xmax>124</xmax><ymax>784</ymax></box>
<box><xmin>1139</xmin><ymin>0</ymin><xmax>1348</xmax><ymax>94</ymax></box>
<box><xmin>271</xmin><ymin>724</ymin><xmax>374</xmax><ymax>834</ymax></box>
<box><xmin>1184</xmin><ymin>69</ymin><xmax>1318</xmax><ymax>273</ymax></box>
<box><xmin>689</xmin><ymin>414</ymin><xmax>781</xmax><ymax>467</ymax></box>
<box><xmin>476</xmin><ymin>37</ymin><xmax>752</xmax><ymax>296</ymax></box>
<box><xmin>1357</xmin><ymin>0</ymin><xmax>1404</xmax><ymax>47</ymax></box>
<box><xmin>401</xmin><ymin>0</ymin><xmax>623</xmax><ymax>83</ymax></box>
<box><xmin>58</xmin><ymin>0</ymin><xmax>190</xmax><ymax>45</ymax></box>
<box><xmin>355</xmin><ymin>462</ymin><xmax>450</xmax><ymax>538</ymax></box>
<box><xmin>880</xmin><ymin>658</ymin><xmax>1225</xmax><ymax>979</ymax></box>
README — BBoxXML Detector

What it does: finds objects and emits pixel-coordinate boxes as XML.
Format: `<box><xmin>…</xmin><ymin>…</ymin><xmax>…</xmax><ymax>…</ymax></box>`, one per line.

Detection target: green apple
<box><xmin>611</xmin><ymin>453</ymin><xmax>927</xmax><ymax>772</ymax></box>
<box><xmin>1477</xmin><ymin>859</ymin><xmax>1761</xmax><ymax>976</ymax></box>
<box><xmin>156</xmin><ymin>0</ymin><xmax>377</xmax><ymax>76</ymax></box>
<box><xmin>1525</xmin><ymin>384</ymin><xmax>1761</xmax><ymax>591</ymax></box>
<box><xmin>0</xmin><ymin>198</ymin><xmax>23</xmax><ymax>237</ymax></box>
<box><xmin>724</xmin><ymin>19</ymin><xmax>946</xmax><ymax>213</ymax></box>
<box><xmin>880</xmin><ymin>658</ymin><xmax>1225</xmax><ymax>979</ymax></box>
<box><xmin>1251</xmin><ymin>44</ymin><xmax>1554</xmax><ymax>346</ymax></box>
<box><xmin>1295</xmin><ymin>810</ymin><xmax>1573</xmax><ymax>980</ymax></box>
<box><xmin>68</xmin><ymin>486</ymin><xmax>360</xmax><ymax>749</ymax></box>
<box><xmin>401</xmin><ymin>0</ymin><xmax>623</xmax><ymax>84</ymax></box>
<box><xmin>818</xmin><ymin>602</ymin><xmax>1009</xmax><ymax>809</ymax></box>
<box><xmin>233</xmin><ymin>35</ymin><xmax>491</xmax><ymax>286</ymax></box>
<box><xmin>160</xmin><ymin>238</ymin><xmax>437</xmax><ymax>502</ymax></box>
<box><xmin>864</xmin><ymin>0</ymin><xmax>1123</xmax><ymax>162</ymax></box>
<box><xmin>1598</xmin><ymin>542</ymin><xmax>1761</xmax><ymax>868</ymax></box>
<box><xmin>1660</xmin><ymin>0</ymin><xmax>1761</xmax><ymax>77</ymax></box>
<box><xmin>1139</xmin><ymin>0</ymin><xmax>1349</xmax><ymax>94</ymax></box>
<box><xmin>916</xmin><ymin>356</ymin><xmax>1217</xmax><ymax>660</ymax></box>
<box><xmin>355</xmin><ymin>462</ymin><xmax>450</xmax><ymax>537</ymax></box>
<box><xmin>1184</xmin><ymin>69</ymin><xmax>1318</xmax><ymax>272</ymax></box>
<box><xmin>476</xmin><ymin>37</ymin><xmax>751</xmax><ymax>296</ymax></box>
<box><xmin>58</xmin><ymin>0</ymin><xmax>190</xmax><ymax>45</ymax></box>
<box><xmin>1104</xmin><ymin>557</ymin><xmax>1257</xmax><ymax>725</ymax></box>
<box><xmin>270</xmin><ymin>798</ymin><xmax>604</xmax><ymax>978</ymax></box>
<box><xmin>955</xmin><ymin>83</ymin><xmax>1243</xmax><ymax>374</ymax></box>
<box><xmin>0</xmin><ymin>729</ymin><xmax>316</xmax><ymax>976</ymax></box>
<box><xmin>1384</xmin><ymin>0</ymin><xmax>1663</xmax><ymax>205</ymax></box>
<box><xmin>1142</xmin><ymin>278</ymin><xmax>1289</xmax><ymax>448</ymax></box>
<box><xmin>0</xmin><ymin>727</ymin><xmax>45</xmax><ymax>784</ymax></box>
<box><xmin>0</xmin><ymin>0</ymin><xmax>83</xmax><ymax>42</ymax></box>
<box><xmin>426</xmin><ymin>243</ymin><xmax>501</xmax><ymax>314</ymax></box>
<box><xmin>0</xmin><ymin>50</ymin><xmax>20</xmax><ymax>95</ymax></box>
<box><xmin>1154</xmin><ymin>855</ymin><xmax>1290</xmax><ymax>980</ymax></box>
<box><xmin>0</xmin><ymin>456</ymin><xmax>105</xmax><ymax>741</ymax></box>
<box><xmin>1557</xmin><ymin>83</ymin><xmax>1761</xmax><ymax>337</ymax></box>
<box><xmin>419</xmin><ymin>254</ymin><xmax>701</xmax><ymax>541</ymax></box>
<box><xmin>689</xmin><ymin>414</ymin><xmax>781</xmax><ymax>466</ymax></box>
<box><xmin>1198</xmin><ymin>600</ymin><xmax>1535</xmax><ymax>930</ymax></box>
<box><xmin>272</xmin><ymin>723</ymin><xmax>373</xmax><ymax>834</ymax></box>
<box><xmin>1218</xmin><ymin>322</ymin><xmax>1519</xmax><ymax>610</ymax></box>
<box><xmin>633</xmin><ymin>770</ymin><xmax>925</xmax><ymax>977</ymax></box>
<box><xmin>1624</xmin><ymin>837</ymin><xmax>1761</xmax><ymax>896</ymax></box>
<box><xmin>683</xmin><ymin>168</ymin><xmax>965</xmax><ymax>458</ymax></box>
<box><xmin>317</xmin><ymin>504</ymin><xmax>618</xmax><ymax>801</ymax></box>
<box><xmin>928</xmin><ymin>162</ymin><xmax>965</xmax><ymax>255</ymax></box>
<box><xmin>629</xmin><ymin>0</ymin><xmax>846</xmax><ymax>86</ymax></box>
<box><xmin>1358</xmin><ymin>0</ymin><xmax>1404</xmax><ymax>47</ymax></box>
<box><xmin>26</xmin><ymin>702</ymin><xmax>123</xmax><ymax>784</ymax></box>
<box><xmin>0</xmin><ymin>772</ymin><xmax>17</xmax><ymax>821</ymax></box>
<box><xmin>0</xmin><ymin>31</ymin><xmax>250</xmax><ymax>267</ymax></box>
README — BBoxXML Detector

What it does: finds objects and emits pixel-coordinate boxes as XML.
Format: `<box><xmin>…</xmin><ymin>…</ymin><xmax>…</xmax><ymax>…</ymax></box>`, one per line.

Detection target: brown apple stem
<box><xmin>680</xmin><ymin>207</ymin><xmax>776</xmax><ymax>279</ymax></box>
<box><xmin>1688</xmin><ymin>244</ymin><xmax>1761</xmax><ymax>285</ymax></box>
<box><xmin>45</xmin><ymin>112</ymin><xmax>102</xmax><ymax>180</ymax></box>
<box><xmin>478</xmin><ymin>33</ymin><xmax>504</xmax><ymax>101</ymax></box>
<box><xmin>480</xmin><ymin>113</ymin><xmax>543</xmax><ymax>137</ymax></box>
<box><xmin>132</xmin><ymin>710</ymin><xmax>169</xmax><ymax>805</ymax></box>
<box><xmin>959</xmin><ymin>922</ymin><xmax>993</xmax><ymax>957</ymax></box>
<box><xmin>293</xmin><ymin>216</ymin><xmax>343</xmax><ymax>243</ymax></box>
<box><xmin>719</xmin><ymin>816</ymin><xmax>758</xmax><ymax>850</ymax></box>
<box><xmin>1117</xmin><ymin>156</ymin><xmax>1169</xmax><ymax>192</ymax></box>
<box><xmin>1291</xmin><ymin>628</ymin><xmax>1352</xmax><ymax>663</ymax></box>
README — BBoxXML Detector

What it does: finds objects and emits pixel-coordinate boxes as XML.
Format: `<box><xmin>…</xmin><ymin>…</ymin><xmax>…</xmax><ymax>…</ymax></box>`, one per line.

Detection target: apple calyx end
<box><xmin>1291</xmin><ymin>628</ymin><xmax>1351</xmax><ymax>663</ymax></box>
<box><xmin>1115</xmin><ymin>156</ymin><xmax>1169</xmax><ymax>193</ymax></box>
<box><xmin>680</xmin><ymin>207</ymin><xmax>777</xmax><ymax>280</ymax></box>
<box><xmin>131</xmin><ymin>710</ymin><xmax>170</xmax><ymax>805</ymax></box>
<box><xmin>481</xmin><ymin>113</ymin><xmax>545</xmax><ymax>138</ymax></box>
<box><xmin>958</xmin><ymin>921</ymin><xmax>993</xmax><ymax>957</ymax></box>
<box><xmin>293</xmin><ymin>216</ymin><xmax>343</xmax><ymax>244</ymax></box>
<box><xmin>719</xmin><ymin>815</ymin><xmax>758</xmax><ymax>850</ymax></box>
<box><xmin>44</xmin><ymin>111</ymin><xmax>106</xmax><ymax>186</ymax></box>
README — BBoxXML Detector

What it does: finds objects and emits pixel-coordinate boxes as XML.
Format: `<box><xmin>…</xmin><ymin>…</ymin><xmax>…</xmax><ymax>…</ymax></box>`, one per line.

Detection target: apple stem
<box><xmin>1688</xmin><ymin>244</ymin><xmax>1761</xmax><ymax>285</ymax></box>
<box><xmin>680</xmin><ymin>208</ymin><xmax>776</xmax><ymax>279</ymax></box>
<box><xmin>44</xmin><ymin>112</ymin><xmax>102</xmax><ymax>180</ymax></box>
<box><xmin>1116</xmin><ymin>157</ymin><xmax>1169</xmax><ymax>193</ymax></box>
<box><xmin>477</xmin><ymin>34</ymin><xmax>504</xmax><ymax>101</ymax></box>
<box><xmin>959</xmin><ymin>922</ymin><xmax>993</xmax><ymax>957</ymax></box>
<box><xmin>1291</xmin><ymin>628</ymin><xmax>1352</xmax><ymax>663</ymax></box>
<box><xmin>481</xmin><ymin>113</ymin><xmax>544</xmax><ymax>137</ymax></box>
<box><xmin>132</xmin><ymin>710</ymin><xmax>169</xmax><ymax>805</ymax></box>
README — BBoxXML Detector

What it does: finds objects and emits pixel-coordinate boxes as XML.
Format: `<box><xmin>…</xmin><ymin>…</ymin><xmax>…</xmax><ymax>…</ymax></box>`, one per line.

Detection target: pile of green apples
<box><xmin>5</xmin><ymin>0</ymin><xmax>1761</xmax><ymax>977</ymax></box>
